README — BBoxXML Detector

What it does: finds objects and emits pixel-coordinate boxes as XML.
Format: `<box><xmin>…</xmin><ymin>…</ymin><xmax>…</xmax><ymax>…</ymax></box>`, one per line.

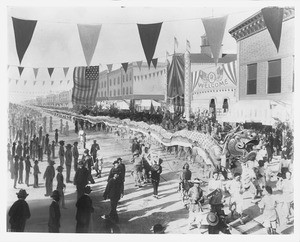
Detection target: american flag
<box><xmin>72</xmin><ymin>65</ymin><xmax>99</xmax><ymax>106</ymax></box>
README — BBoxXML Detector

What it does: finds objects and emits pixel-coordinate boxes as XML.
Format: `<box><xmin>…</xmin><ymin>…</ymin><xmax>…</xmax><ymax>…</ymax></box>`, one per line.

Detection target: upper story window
<box><xmin>247</xmin><ymin>63</ymin><xmax>257</xmax><ymax>95</ymax></box>
<box><xmin>268</xmin><ymin>59</ymin><xmax>281</xmax><ymax>94</ymax></box>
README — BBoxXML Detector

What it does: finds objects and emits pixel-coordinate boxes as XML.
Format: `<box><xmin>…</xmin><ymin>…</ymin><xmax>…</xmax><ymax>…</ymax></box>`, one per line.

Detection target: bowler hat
<box><xmin>234</xmin><ymin>172</ymin><xmax>241</xmax><ymax>178</ymax></box>
<box><xmin>84</xmin><ymin>149</ymin><xmax>89</xmax><ymax>154</ymax></box>
<box><xmin>206</xmin><ymin>212</ymin><xmax>219</xmax><ymax>226</ymax></box>
<box><xmin>59</xmin><ymin>140</ymin><xmax>65</xmax><ymax>145</ymax></box>
<box><xmin>116</xmin><ymin>157</ymin><xmax>122</xmax><ymax>162</ymax></box>
<box><xmin>49</xmin><ymin>160</ymin><xmax>55</xmax><ymax>165</ymax></box>
<box><xmin>152</xmin><ymin>224</ymin><xmax>166</xmax><ymax>233</ymax></box>
<box><xmin>16</xmin><ymin>189</ymin><xmax>29</xmax><ymax>198</ymax></box>
<box><xmin>73</xmin><ymin>141</ymin><xmax>78</xmax><ymax>145</ymax></box>
<box><xmin>193</xmin><ymin>178</ymin><xmax>201</xmax><ymax>184</ymax></box>
<box><xmin>113</xmin><ymin>160</ymin><xmax>120</xmax><ymax>165</ymax></box>
<box><xmin>51</xmin><ymin>190</ymin><xmax>60</xmax><ymax>199</ymax></box>
<box><xmin>84</xmin><ymin>186</ymin><xmax>92</xmax><ymax>194</ymax></box>
<box><xmin>66</xmin><ymin>144</ymin><xmax>72</xmax><ymax>148</ymax></box>
<box><xmin>56</xmin><ymin>165</ymin><xmax>64</xmax><ymax>171</ymax></box>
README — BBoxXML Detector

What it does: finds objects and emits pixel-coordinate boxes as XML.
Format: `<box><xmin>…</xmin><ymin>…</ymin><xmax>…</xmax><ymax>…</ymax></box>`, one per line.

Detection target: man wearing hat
<box><xmin>73</xmin><ymin>142</ymin><xmax>79</xmax><ymax>172</ymax></box>
<box><xmin>8</xmin><ymin>189</ymin><xmax>31</xmax><ymax>232</ymax></box>
<box><xmin>73</xmin><ymin>161</ymin><xmax>95</xmax><ymax>200</ymax></box>
<box><xmin>90</xmin><ymin>140</ymin><xmax>100</xmax><ymax>163</ymax></box>
<box><xmin>55</xmin><ymin>129</ymin><xmax>59</xmax><ymax>145</ymax></box>
<box><xmin>48</xmin><ymin>190</ymin><xmax>61</xmax><ymax>233</ymax></box>
<box><xmin>150</xmin><ymin>159</ymin><xmax>162</xmax><ymax>199</ymax></box>
<box><xmin>75</xmin><ymin>186</ymin><xmax>94</xmax><ymax>233</ymax></box>
<box><xmin>44</xmin><ymin>134</ymin><xmax>50</xmax><ymax>154</ymax></box>
<box><xmin>58</xmin><ymin>140</ymin><xmax>65</xmax><ymax>167</ymax></box>
<box><xmin>51</xmin><ymin>140</ymin><xmax>56</xmax><ymax>159</ymax></box>
<box><xmin>151</xmin><ymin>224</ymin><xmax>166</xmax><ymax>234</ymax></box>
<box><xmin>187</xmin><ymin>178</ymin><xmax>204</xmax><ymax>230</ymax></box>
<box><xmin>117</xmin><ymin>158</ymin><xmax>126</xmax><ymax>195</ymax></box>
<box><xmin>25</xmin><ymin>156</ymin><xmax>32</xmax><ymax>187</ymax></box>
<box><xmin>56</xmin><ymin>166</ymin><xmax>66</xmax><ymax>209</ymax></box>
<box><xmin>103</xmin><ymin>171</ymin><xmax>123</xmax><ymax>223</ymax></box>
<box><xmin>65</xmin><ymin>144</ymin><xmax>73</xmax><ymax>183</ymax></box>
<box><xmin>13</xmin><ymin>155</ymin><xmax>19</xmax><ymax>189</ymax></box>
<box><xmin>43</xmin><ymin>160</ymin><xmax>56</xmax><ymax>197</ymax></box>
<box><xmin>81</xmin><ymin>149</ymin><xmax>94</xmax><ymax>177</ymax></box>
<box><xmin>107</xmin><ymin>160</ymin><xmax>121</xmax><ymax>182</ymax></box>
<box><xmin>132</xmin><ymin>150</ymin><xmax>143</xmax><ymax>188</ymax></box>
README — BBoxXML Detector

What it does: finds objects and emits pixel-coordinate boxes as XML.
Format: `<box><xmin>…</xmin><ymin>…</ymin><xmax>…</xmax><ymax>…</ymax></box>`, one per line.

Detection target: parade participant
<box><xmin>258</xmin><ymin>186</ymin><xmax>279</xmax><ymax>234</ymax></box>
<box><xmin>151</xmin><ymin>158</ymin><xmax>163</xmax><ymax>198</ymax></box>
<box><xmin>16</xmin><ymin>140</ymin><xmax>23</xmax><ymax>157</ymax></box>
<box><xmin>81</xmin><ymin>149</ymin><xmax>94</xmax><ymax>176</ymax></box>
<box><xmin>25</xmin><ymin>156</ymin><xmax>32</xmax><ymax>187</ymax></box>
<box><xmin>73</xmin><ymin>142</ymin><xmax>79</xmax><ymax>172</ymax></box>
<box><xmin>103</xmin><ymin>171</ymin><xmax>123</xmax><ymax>223</ymax></box>
<box><xmin>43</xmin><ymin>160</ymin><xmax>56</xmax><ymax>197</ymax></box>
<box><xmin>13</xmin><ymin>155</ymin><xmax>19</xmax><ymax>189</ymax></box>
<box><xmin>33</xmin><ymin>160</ymin><xmax>41</xmax><ymax>188</ymax></box>
<box><xmin>141</xmin><ymin>146</ymin><xmax>152</xmax><ymax>183</ymax></box>
<box><xmin>44</xmin><ymin>134</ymin><xmax>50</xmax><ymax>154</ymax></box>
<box><xmin>48</xmin><ymin>190</ymin><xmax>61</xmax><ymax>233</ymax></box>
<box><xmin>59</xmin><ymin>140</ymin><xmax>65</xmax><ymax>167</ymax></box>
<box><xmin>18</xmin><ymin>156</ymin><xmax>24</xmax><ymax>184</ymax></box>
<box><xmin>131</xmin><ymin>150</ymin><xmax>143</xmax><ymax>188</ymax></box>
<box><xmin>207</xmin><ymin>170</ymin><xmax>223</xmax><ymax>205</ymax></box>
<box><xmin>131</xmin><ymin>138</ymin><xmax>141</xmax><ymax>155</ymax></box>
<box><xmin>55</xmin><ymin>129</ymin><xmax>59</xmax><ymax>145</ymax></box>
<box><xmin>23</xmin><ymin>142</ymin><xmax>29</xmax><ymax>158</ymax></box>
<box><xmin>227</xmin><ymin>172</ymin><xmax>245</xmax><ymax>220</ymax></box>
<box><xmin>277</xmin><ymin>171</ymin><xmax>293</xmax><ymax>224</ymax></box>
<box><xmin>73</xmin><ymin>161</ymin><xmax>95</xmax><ymax>200</ymax></box>
<box><xmin>46</xmin><ymin>144</ymin><xmax>52</xmax><ymax>162</ymax></box>
<box><xmin>8</xmin><ymin>189</ymin><xmax>31</xmax><ymax>232</ymax></box>
<box><xmin>108</xmin><ymin>160</ymin><xmax>121</xmax><ymax>181</ymax></box>
<box><xmin>187</xmin><ymin>178</ymin><xmax>205</xmax><ymax>230</ymax></box>
<box><xmin>75</xmin><ymin>186</ymin><xmax>94</xmax><ymax>233</ymax></box>
<box><xmin>78</xmin><ymin>128</ymin><xmax>87</xmax><ymax>149</ymax></box>
<box><xmin>56</xmin><ymin>166</ymin><xmax>66</xmax><ymax>209</ymax></box>
<box><xmin>51</xmin><ymin>141</ymin><xmax>55</xmax><ymax>159</ymax></box>
<box><xmin>90</xmin><ymin>140</ymin><xmax>100</xmax><ymax>163</ymax></box>
<box><xmin>65</xmin><ymin>144</ymin><xmax>73</xmax><ymax>183</ymax></box>
<box><xmin>43</xmin><ymin>117</ymin><xmax>47</xmax><ymax>135</ymax></box>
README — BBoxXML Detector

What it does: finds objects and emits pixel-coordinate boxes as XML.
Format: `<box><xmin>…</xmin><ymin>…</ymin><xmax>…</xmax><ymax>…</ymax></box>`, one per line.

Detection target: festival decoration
<box><xmin>152</xmin><ymin>58</ymin><xmax>158</xmax><ymax>69</ymax></box>
<box><xmin>33</xmin><ymin>68</ymin><xmax>39</xmax><ymax>79</ymax></box>
<box><xmin>121</xmin><ymin>62</ymin><xmax>129</xmax><ymax>73</ymax></box>
<box><xmin>18</xmin><ymin>66</ymin><xmax>24</xmax><ymax>76</ymax></box>
<box><xmin>48</xmin><ymin>68</ymin><xmax>54</xmax><ymax>77</ymax></box>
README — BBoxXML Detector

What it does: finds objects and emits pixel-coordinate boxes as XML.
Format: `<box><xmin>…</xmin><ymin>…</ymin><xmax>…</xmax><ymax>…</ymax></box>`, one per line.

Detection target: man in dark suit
<box><xmin>8</xmin><ymin>189</ymin><xmax>31</xmax><ymax>232</ymax></box>
<box><xmin>48</xmin><ymin>190</ymin><xmax>61</xmax><ymax>233</ymax></box>
<box><xmin>103</xmin><ymin>171</ymin><xmax>123</xmax><ymax>223</ymax></box>
<box><xmin>75</xmin><ymin>186</ymin><xmax>94</xmax><ymax>233</ymax></box>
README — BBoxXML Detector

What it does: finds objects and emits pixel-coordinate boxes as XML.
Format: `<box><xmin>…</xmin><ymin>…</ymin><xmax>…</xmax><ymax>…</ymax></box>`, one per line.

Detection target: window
<box><xmin>123</xmin><ymin>87</ymin><xmax>125</xmax><ymax>94</ymax></box>
<box><xmin>104</xmin><ymin>81</ymin><xmax>106</xmax><ymax>88</ymax></box>
<box><xmin>126</xmin><ymin>74</ymin><xmax>128</xmax><ymax>82</ymax></box>
<box><xmin>118</xmin><ymin>89</ymin><xmax>120</xmax><ymax>96</ymax></box>
<box><xmin>110</xmin><ymin>91</ymin><xmax>112</xmax><ymax>97</ymax></box>
<box><xmin>129</xmin><ymin>72</ymin><xmax>132</xmax><ymax>81</ymax></box>
<box><xmin>122</xmin><ymin>75</ymin><xmax>125</xmax><ymax>83</ymax></box>
<box><xmin>268</xmin><ymin>59</ymin><xmax>281</xmax><ymax>94</ymax></box>
<box><xmin>118</xmin><ymin>77</ymin><xmax>120</xmax><ymax>84</ymax></box>
<box><xmin>126</xmin><ymin>87</ymin><xmax>128</xmax><ymax>94</ymax></box>
<box><xmin>247</xmin><ymin>64</ymin><xmax>257</xmax><ymax>95</ymax></box>
<box><xmin>110</xmin><ymin>79</ymin><xmax>112</xmax><ymax>86</ymax></box>
<box><xmin>101</xmin><ymin>82</ymin><xmax>103</xmax><ymax>88</ymax></box>
<box><xmin>104</xmin><ymin>91</ymin><xmax>106</xmax><ymax>97</ymax></box>
<box><xmin>114</xmin><ymin>90</ymin><xmax>116</xmax><ymax>96</ymax></box>
<box><xmin>130</xmin><ymin>86</ymin><xmax>132</xmax><ymax>94</ymax></box>
<box><xmin>114</xmin><ymin>78</ymin><xmax>116</xmax><ymax>85</ymax></box>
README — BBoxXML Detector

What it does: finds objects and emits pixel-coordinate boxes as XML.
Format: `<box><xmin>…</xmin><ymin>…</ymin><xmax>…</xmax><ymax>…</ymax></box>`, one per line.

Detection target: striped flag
<box><xmin>186</xmin><ymin>39</ymin><xmax>191</xmax><ymax>52</ymax></box>
<box><xmin>72</xmin><ymin>65</ymin><xmax>99</xmax><ymax>105</ymax></box>
<box><xmin>174</xmin><ymin>37</ymin><xmax>179</xmax><ymax>53</ymax></box>
<box><xmin>223</xmin><ymin>61</ymin><xmax>237</xmax><ymax>85</ymax></box>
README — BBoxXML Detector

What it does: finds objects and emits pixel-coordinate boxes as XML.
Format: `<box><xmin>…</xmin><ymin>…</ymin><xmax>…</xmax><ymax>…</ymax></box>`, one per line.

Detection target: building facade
<box><xmin>225</xmin><ymin>7</ymin><xmax>294</xmax><ymax>125</ymax></box>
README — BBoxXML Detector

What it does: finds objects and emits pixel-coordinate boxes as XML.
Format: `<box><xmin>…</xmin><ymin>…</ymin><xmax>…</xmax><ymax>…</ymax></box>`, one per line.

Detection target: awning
<box><xmin>221</xmin><ymin>100</ymin><xmax>292</xmax><ymax>125</ymax></box>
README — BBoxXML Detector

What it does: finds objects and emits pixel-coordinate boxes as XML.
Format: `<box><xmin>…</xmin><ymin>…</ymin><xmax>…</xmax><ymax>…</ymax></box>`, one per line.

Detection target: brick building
<box><xmin>223</xmin><ymin>7</ymin><xmax>294</xmax><ymax>125</ymax></box>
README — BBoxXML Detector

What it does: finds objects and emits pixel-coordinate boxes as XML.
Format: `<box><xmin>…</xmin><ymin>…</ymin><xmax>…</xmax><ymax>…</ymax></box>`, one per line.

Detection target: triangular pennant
<box><xmin>7</xmin><ymin>65</ymin><xmax>10</xmax><ymax>70</ymax></box>
<box><xmin>12</xmin><ymin>17</ymin><xmax>37</xmax><ymax>64</ymax></box>
<box><xmin>137</xmin><ymin>22</ymin><xmax>163</xmax><ymax>68</ymax></box>
<box><xmin>136</xmin><ymin>61</ymin><xmax>143</xmax><ymax>71</ymax></box>
<box><xmin>48</xmin><ymin>68</ymin><xmax>54</xmax><ymax>77</ymax></box>
<box><xmin>134</xmin><ymin>76</ymin><xmax>136</xmax><ymax>81</ymax></box>
<box><xmin>33</xmin><ymin>68</ymin><xmax>39</xmax><ymax>78</ymax></box>
<box><xmin>77</xmin><ymin>24</ymin><xmax>102</xmax><ymax>66</ymax></box>
<box><xmin>261</xmin><ymin>7</ymin><xmax>283</xmax><ymax>52</ymax></box>
<box><xmin>67</xmin><ymin>80</ymin><xmax>70</xmax><ymax>84</ymax></box>
<box><xmin>18</xmin><ymin>66</ymin><xmax>24</xmax><ymax>76</ymax></box>
<box><xmin>149</xmin><ymin>73</ymin><xmax>152</xmax><ymax>78</ymax></box>
<box><xmin>145</xmin><ymin>75</ymin><xmax>147</xmax><ymax>79</ymax></box>
<box><xmin>33</xmin><ymin>81</ymin><xmax>37</xmax><ymax>86</ymax></box>
<box><xmin>16</xmin><ymin>79</ymin><xmax>19</xmax><ymax>85</ymax></box>
<box><xmin>161</xmin><ymin>70</ymin><xmax>163</xmax><ymax>75</ymax></box>
<box><xmin>60</xmin><ymin>80</ymin><xmax>63</xmax><ymax>85</ymax></box>
<box><xmin>121</xmin><ymin>62</ymin><xmax>129</xmax><ymax>73</ymax></box>
<box><xmin>63</xmin><ymin>67</ymin><xmax>69</xmax><ymax>77</ymax></box>
<box><xmin>157</xmin><ymin>71</ymin><xmax>159</xmax><ymax>77</ymax></box>
<box><xmin>43</xmin><ymin>81</ymin><xmax>45</xmax><ymax>86</ymax></box>
<box><xmin>152</xmin><ymin>58</ymin><xmax>158</xmax><ymax>69</ymax></box>
<box><xmin>51</xmin><ymin>81</ymin><xmax>54</xmax><ymax>85</ymax></box>
<box><xmin>107</xmin><ymin>64</ymin><xmax>113</xmax><ymax>72</ymax></box>
<box><xmin>202</xmin><ymin>15</ymin><xmax>228</xmax><ymax>64</ymax></box>
<box><xmin>24</xmin><ymin>80</ymin><xmax>27</xmax><ymax>85</ymax></box>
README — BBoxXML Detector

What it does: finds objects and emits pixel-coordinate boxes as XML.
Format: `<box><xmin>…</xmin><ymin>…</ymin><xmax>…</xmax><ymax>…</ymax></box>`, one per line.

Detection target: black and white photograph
<box><xmin>2</xmin><ymin>0</ymin><xmax>299</xmax><ymax>240</ymax></box>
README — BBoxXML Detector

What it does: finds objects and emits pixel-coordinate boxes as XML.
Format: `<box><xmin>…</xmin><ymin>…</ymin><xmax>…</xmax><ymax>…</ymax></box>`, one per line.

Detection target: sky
<box><xmin>5</xmin><ymin>1</ymin><xmax>287</xmax><ymax>102</ymax></box>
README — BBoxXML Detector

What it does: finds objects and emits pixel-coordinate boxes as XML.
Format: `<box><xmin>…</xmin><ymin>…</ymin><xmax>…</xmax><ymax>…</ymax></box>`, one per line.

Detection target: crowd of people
<box><xmin>7</xmin><ymin>103</ymin><xmax>294</xmax><ymax>234</ymax></box>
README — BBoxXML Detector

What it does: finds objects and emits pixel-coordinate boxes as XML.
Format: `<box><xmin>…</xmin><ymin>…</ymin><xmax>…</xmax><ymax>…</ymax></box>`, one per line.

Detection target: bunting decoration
<box><xmin>63</xmin><ymin>67</ymin><xmax>69</xmax><ymax>77</ymax></box>
<box><xmin>261</xmin><ymin>7</ymin><xmax>283</xmax><ymax>52</ymax></box>
<box><xmin>16</xmin><ymin>79</ymin><xmax>19</xmax><ymax>85</ymax></box>
<box><xmin>107</xmin><ymin>64</ymin><xmax>113</xmax><ymax>72</ymax></box>
<box><xmin>191</xmin><ymin>70</ymin><xmax>201</xmax><ymax>92</ymax></box>
<box><xmin>18</xmin><ymin>66</ymin><xmax>24</xmax><ymax>76</ymax></box>
<box><xmin>222</xmin><ymin>61</ymin><xmax>237</xmax><ymax>85</ymax></box>
<box><xmin>152</xmin><ymin>58</ymin><xmax>158</xmax><ymax>69</ymax></box>
<box><xmin>136</xmin><ymin>61</ymin><xmax>143</xmax><ymax>71</ymax></box>
<box><xmin>33</xmin><ymin>68</ymin><xmax>39</xmax><ymax>78</ymax></box>
<box><xmin>121</xmin><ymin>62</ymin><xmax>129</xmax><ymax>73</ymax></box>
<box><xmin>43</xmin><ymin>81</ymin><xmax>45</xmax><ymax>85</ymax></box>
<box><xmin>24</xmin><ymin>80</ymin><xmax>27</xmax><ymax>85</ymax></box>
<box><xmin>77</xmin><ymin>24</ymin><xmax>102</xmax><ymax>66</ymax></box>
<box><xmin>67</xmin><ymin>80</ymin><xmax>70</xmax><ymax>84</ymax></box>
<box><xmin>12</xmin><ymin>17</ymin><xmax>37</xmax><ymax>64</ymax></box>
<box><xmin>60</xmin><ymin>80</ymin><xmax>63</xmax><ymax>85</ymax></box>
<box><xmin>48</xmin><ymin>68</ymin><xmax>54</xmax><ymax>77</ymax></box>
<box><xmin>167</xmin><ymin>54</ymin><xmax>185</xmax><ymax>98</ymax></box>
<box><xmin>33</xmin><ymin>81</ymin><xmax>37</xmax><ymax>86</ymax></box>
<box><xmin>202</xmin><ymin>15</ymin><xmax>228</xmax><ymax>64</ymax></box>
<box><xmin>72</xmin><ymin>65</ymin><xmax>99</xmax><ymax>105</ymax></box>
<box><xmin>51</xmin><ymin>81</ymin><xmax>54</xmax><ymax>85</ymax></box>
<box><xmin>137</xmin><ymin>22</ymin><xmax>163</xmax><ymax>68</ymax></box>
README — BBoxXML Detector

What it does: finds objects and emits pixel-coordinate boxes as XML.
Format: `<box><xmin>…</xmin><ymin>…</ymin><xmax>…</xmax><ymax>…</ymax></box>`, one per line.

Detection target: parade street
<box><xmin>6</xmin><ymin>111</ymin><xmax>294</xmax><ymax>234</ymax></box>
